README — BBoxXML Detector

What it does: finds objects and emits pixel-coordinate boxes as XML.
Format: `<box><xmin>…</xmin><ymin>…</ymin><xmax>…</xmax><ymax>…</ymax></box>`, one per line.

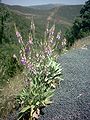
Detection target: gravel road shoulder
<box><xmin>39</xmin><ymin>47</ymin><xmax>90</xmax><ymax>120</ymax></box>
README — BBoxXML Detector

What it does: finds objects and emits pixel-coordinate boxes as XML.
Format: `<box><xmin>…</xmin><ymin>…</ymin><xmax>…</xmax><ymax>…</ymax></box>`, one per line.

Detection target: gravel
<box><xmin>39</xmin><ymin>48</ymin><xmax>90</xmax><ymax>120</ymax></box>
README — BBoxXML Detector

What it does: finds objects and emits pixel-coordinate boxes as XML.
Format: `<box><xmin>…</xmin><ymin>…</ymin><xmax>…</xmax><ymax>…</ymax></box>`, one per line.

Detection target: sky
<box><xmin>2</xmin><ymin>0</ymin><xmax>87</xmax><ymax>6</ymax></box>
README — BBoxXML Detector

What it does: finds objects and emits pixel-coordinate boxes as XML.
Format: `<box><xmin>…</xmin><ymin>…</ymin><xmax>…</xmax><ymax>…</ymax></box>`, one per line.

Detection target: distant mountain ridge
<box><xmin>0</xmin><ymin>3</ymin><xmax>83</xmax><ymax>41</ymax></box>
<box><xmin>0</xmin><ymin>3</ymin><xmax>83</xmax><ymax>11</ymax></box>
<box><xmin>1</xmin><ymin>3</ymin><xmax>82</xmax><ymax>22</ymax></box>
<box><xmin>28</xmin><ymin>4</ymin><xmax>64</xmax><ymax>10</ymax></box>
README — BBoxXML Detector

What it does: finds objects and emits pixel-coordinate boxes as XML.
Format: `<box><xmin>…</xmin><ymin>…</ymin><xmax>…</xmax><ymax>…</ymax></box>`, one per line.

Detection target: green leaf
<box><xmin>44</xmin><ymin>98</ymin><xmax>53</xmax><ymax>105</ymax></box>
<box><xmin>19</xmin><ymin>105</ymin><xmax>30</xmax><ymax>113</ymax></box>
<box><xmin>17</xmin><ymin>114</ymin><xmax>23</xmax><ymax>120</ymax></box>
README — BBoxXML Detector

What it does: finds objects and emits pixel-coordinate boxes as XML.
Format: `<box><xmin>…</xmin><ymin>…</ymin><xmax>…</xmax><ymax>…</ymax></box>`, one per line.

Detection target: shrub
<box><xmin>65</xmin><ymin>0</ymin><xmax>90</xmax><ymax>47</ymax></box>
<box><xmin>0</xmin><ymin>44</ymin><xmax>22</xmax><ymax>85</ymax></box>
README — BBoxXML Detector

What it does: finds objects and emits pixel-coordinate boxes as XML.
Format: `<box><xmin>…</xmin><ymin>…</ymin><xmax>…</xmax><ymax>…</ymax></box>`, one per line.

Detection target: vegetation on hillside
<box><xmin>54</xmin><ymin>5</ymin><xmax>82</xmax><ymax>23</ymax></box>
<box><xmin>65</xmin><ymin>0</ymin><xmax>90</xmax><ymax>47</ymax></box>
<box><xmin>0</xmin><ymin>3</ymin><xmax>80</xmax><ymax>86</ymax></box>
<box><xmin>0</xmin><ymin>5</ymin><xmax>31</xmax><ymax>85</ymax></box>
<box><xmin>0</xmin><ymin>0</ymin><xmax>88</xmax><ymax>86</ymax></box>
<box><xmin>0</xmin><ymin>1</ymin><xmax>90</xmax><ymax>119</ymax></box>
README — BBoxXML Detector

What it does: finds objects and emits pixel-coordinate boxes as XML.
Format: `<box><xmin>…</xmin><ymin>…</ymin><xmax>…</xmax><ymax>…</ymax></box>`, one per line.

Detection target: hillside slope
<box><xmin>0</xmin><ymin>3</ymin><xmax>83</xmax><ymax>40</ymax></box>
<box><xmin>7</xmin><ymin>4</ymin><xmax>82</xmax><ymax>23</ymax></box>
<box><xmin>39</xmin><ymin>37</ymin><xmax>90</xmax><ymax>120</ymax></box>
<box><xmin>54</xmin><ymin>5</ymin><xmax>83</xmax><ymax>23</ymax></box>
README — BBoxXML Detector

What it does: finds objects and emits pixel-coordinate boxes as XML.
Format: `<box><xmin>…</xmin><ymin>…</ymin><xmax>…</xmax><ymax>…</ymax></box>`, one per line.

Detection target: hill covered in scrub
<box><xmin>0</xmin><ymin>3</ymin><xmax>83</xmax><ymax>85</ymax></box>
<box><xmin>5</xmin><ymin>4</ymin><xmax>83</xmax><ymax>25</ymax></box>
<box><xmin>0</xmin><ymin>3</ymin><xmax>83</xmax><ymax>43</ymax></box>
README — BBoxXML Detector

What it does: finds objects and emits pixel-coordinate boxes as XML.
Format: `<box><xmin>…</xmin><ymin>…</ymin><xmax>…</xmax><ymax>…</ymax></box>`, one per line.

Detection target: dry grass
<box><xmin>1</xmin><ymin>74</ymin><xmax>24</xmax><ymax>98</ymax></box>
<box><xmin>0</xmin><ymin>73</ymin><xmax>24</xmax><ymax>119</ymax></box>
<box><xmin>71</xmin><ymin>36</ymin><xmax>90</xmax><ymax>50</ymax></box>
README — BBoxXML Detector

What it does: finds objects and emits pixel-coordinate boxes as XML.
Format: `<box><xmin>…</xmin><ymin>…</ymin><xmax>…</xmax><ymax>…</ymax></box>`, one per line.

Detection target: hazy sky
<box><xmin>2</xmin><ymin>0</ymin><xmax>87</xmax><ymax>6</ymax></box>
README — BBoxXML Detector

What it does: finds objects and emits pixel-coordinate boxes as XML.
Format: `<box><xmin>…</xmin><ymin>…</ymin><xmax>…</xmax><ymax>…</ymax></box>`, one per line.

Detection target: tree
<box><xmin>80</xmin><ymin>0</ymin><xmax>90</xmax><ymax>16</ymax></box>
<box><xmin>80</xmin><ymin>0</ymin><xmax>90</xmax><ymax>31</ymax></box>
<box><xmin>65</xmin><ymin>0</ymin><xmax>90</xmax><ymax>47</ymax></box>
<box><xmin>0</xmin><ymin>5</ymin><xmax>10</xmax><ymax>43</ymax></box>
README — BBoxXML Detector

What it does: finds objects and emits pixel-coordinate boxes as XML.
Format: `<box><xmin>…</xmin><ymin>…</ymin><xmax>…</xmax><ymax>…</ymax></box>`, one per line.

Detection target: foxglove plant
<box><xmin>15</xmin><ymin>19</ymin><xmax>62</xmax><ymax>120</ymax></box>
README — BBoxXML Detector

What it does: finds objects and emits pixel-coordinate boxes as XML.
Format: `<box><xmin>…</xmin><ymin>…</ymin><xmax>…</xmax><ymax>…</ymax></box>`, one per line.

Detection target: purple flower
<box><xmin>16</xmin><ymin>31</ymin><xmax>21</xmax><ymax>38</ymax></box>
<box><xmin>25</xmin><ymin>46</ymin><xmax>30</xmax><ymax>54</ymax></box>
<box><xmin>21</xmin><ymin>57</ymin><xmax>26</xmax><ymax>65</ymax></box>
<box><xmin>15</xmin><ymin>30</ymin><xmax>23</xmax><ymax>44</ymax></box>
<box><xmin>27</xmin><ymin>63</ymin><xmax>36</xmax><ymax>74</ymax></box>
<box><xmin>44</xmin><ymin>46</ymin><xmax>52</xmax><ymax>56</ymax></box>
<box><xmin>56</xmin><ymin>34</ymin><xmax>61</xmax><ymax>40</ymax></box>
<box><xmin>29</xmin><ymin>36</ymin><xmax>33</xmax><ymax>44</ymax></box>
<box><xmin>56</xmin><ymin>31</ymin><xmax>61</xmax><ymax>40</ymax></box>
<box><xmin>27</xmin><ymin>63</ymin><xmax>33</xmax><ymax>69</ymax></box>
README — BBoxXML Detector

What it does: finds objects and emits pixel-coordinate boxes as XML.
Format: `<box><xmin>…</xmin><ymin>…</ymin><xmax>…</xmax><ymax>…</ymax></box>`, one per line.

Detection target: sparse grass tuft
<box><xmin>71</xmin><ymin>36</ymin><xmax>90</xmax><ymax>49</ymax></box>
<box><xmin>0</xmin><ymin>73</ymin><xmax>24</xmax><ymax>119</ymax></box>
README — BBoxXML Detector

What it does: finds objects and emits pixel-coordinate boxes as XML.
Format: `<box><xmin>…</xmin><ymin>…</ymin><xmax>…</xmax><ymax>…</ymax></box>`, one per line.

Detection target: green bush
<box><xmin>0</xmin><ymin>44</ymin><xmax>22</xmax><ymax>85</ymax></box>
<box><xmin>65</xmin><ymin>0</ymin><xmax>90</xmax><ymax>47</ymax></box>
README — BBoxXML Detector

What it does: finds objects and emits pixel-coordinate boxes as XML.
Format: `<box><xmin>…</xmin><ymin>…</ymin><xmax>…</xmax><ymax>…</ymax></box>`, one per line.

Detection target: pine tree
<box><xmin>65</xmin><ymin>0</ymin><xmax>90</xmax><ymax>47</ymax></box>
